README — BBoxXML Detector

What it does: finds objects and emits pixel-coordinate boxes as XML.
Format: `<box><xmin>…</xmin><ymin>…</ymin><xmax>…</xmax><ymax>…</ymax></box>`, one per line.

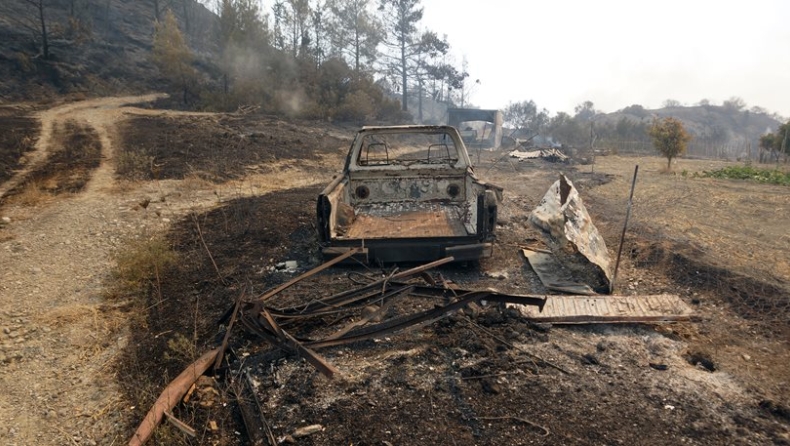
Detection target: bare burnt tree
<box><xmin>378</xmin><ymin>0</ymin><xmax>423</xmax><ymax>111</ymax></box>
<box><xmin>0</xmin><ymin>0</ymin><xmax>55</xmax><ymax>59</ymax></box>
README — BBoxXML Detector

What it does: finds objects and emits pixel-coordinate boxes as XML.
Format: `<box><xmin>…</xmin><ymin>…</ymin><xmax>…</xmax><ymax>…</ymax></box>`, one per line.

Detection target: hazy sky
<box><xmin>420</xmin><ymin>0</ymin><xmax>790</xmax><ymax>117</ymax></box>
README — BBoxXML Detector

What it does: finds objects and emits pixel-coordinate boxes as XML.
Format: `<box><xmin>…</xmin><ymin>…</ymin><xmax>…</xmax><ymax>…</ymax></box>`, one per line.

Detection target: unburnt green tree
<box><xmin>504</xmin><ymin>100</ymin><xmax>549</xmax><ymax>139</ymax></box>
<box><xmin>647</xmin><ymin>117</ymin><xmax>692</xmax><ymax>169</ymax></box>
<box><xmin>153</xmin><ymin>10</ymin><xmax>197</xmax><ymax>104</ymax></box>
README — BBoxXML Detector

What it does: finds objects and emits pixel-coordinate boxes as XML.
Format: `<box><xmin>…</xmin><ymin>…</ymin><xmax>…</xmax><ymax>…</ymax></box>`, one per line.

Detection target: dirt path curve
<box><xmin>0</xmin><ymin>97</ymin><xmax>205</xmax><ymax>445</ymax></box>
<box><xmin>0</xmin><ymin>94</ymin><xmax>163</xmax><ymax>200</ymax></box>
<box><xmin>0</xmin><ymin>95</ymin><xmax>334</xmax><ymax>445</ymax></box>
<box><xmin>0</xmin><ymin>94</ymin><xmax>170</xmax><ymax>446</ymax></box>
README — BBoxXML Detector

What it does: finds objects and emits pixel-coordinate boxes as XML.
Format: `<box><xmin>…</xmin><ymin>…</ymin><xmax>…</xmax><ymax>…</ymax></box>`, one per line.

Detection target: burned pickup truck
<box><xmin>317</xmin><ymin>125</ymin><xmax>502</xmax><ymax>263</ymax></box>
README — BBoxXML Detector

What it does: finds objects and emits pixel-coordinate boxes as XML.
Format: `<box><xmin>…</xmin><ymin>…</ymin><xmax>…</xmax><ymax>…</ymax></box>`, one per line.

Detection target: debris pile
<box><xmin>128</xmin><ymin>251</ymin><xmax>548</xmax><ymax>444</ymax></box>
<box><xmin>509</xmin><ymin>148</ymin><xmax>569</xmax><ymax>163</ymax></box>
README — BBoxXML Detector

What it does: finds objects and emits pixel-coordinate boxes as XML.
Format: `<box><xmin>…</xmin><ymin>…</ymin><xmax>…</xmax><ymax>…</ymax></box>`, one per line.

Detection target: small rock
<box><xmin>1</xmin><ymin>216</ymin><xmax>10</xmax><ymax>224</ymax></box>
<box><xmin>2</xmin><ymin>327</ymin><xmax>9</xmax><ymax>334</ymax></box>
<box><xmin>649</xmin><ymin>363</ymin><xmax>669</xmax><ymax>371</ymax></box>
<box><xmin>742</xmin><ymin>354</ymin><xmax>751</xmax><ymax>361</ymax></box>
<box><xmin>481</xmin><ymin>378</ymin><xmax>501</xmax><ymax>395</ymax></box>
<box><xmin>293</xmin><ymin>424</ymin><xmax>323</xmax><ymax>438</ymax></box>
<box><xmin>581</xmin><ymin>353</ymin><xmax>599</xmax><ymax>365</ymax></box>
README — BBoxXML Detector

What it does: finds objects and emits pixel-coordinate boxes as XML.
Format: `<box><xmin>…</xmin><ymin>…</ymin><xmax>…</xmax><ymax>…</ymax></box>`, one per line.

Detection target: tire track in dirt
<box><xmin>0</xmin><ymin>95</ymin><xmax>163</xmax><ymax>200</ymax></box>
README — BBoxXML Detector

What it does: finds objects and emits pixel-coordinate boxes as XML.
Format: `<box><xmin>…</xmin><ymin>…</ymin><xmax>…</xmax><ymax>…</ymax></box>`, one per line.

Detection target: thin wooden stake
<box><xmin>610</xmin><ymin>165</ymin><xmax>639</xmax><ymax>294</ymax></box>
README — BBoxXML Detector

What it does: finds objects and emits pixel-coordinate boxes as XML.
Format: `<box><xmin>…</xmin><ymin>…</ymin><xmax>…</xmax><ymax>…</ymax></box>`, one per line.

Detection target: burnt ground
<box><xmin>116</xmin><ymin>114</ymin><xmax>350</xmax><ymax>182</ymax></box>
<box><xmin>5</xmin><ymin>104</ymin><xmax>785</xmax><ymax>445</ymax></box>
<box><xmin>114</xmin><ymin>119</ymin><xmax>790</xmax><ymax>445</ymax></box>
<box><xmin>1</xmin><ymin>119</ymin><xmax>101</xmax><ymax>205</ymax></box>
<box><xmin>4</xmin><ymin>121</ymin><xmax>101</xmax><ymax>199</ymax></box>
<box><xmin>0</xmin><ymin>108</ymin><xmax>39</xmax><ymax>185</ymax></box>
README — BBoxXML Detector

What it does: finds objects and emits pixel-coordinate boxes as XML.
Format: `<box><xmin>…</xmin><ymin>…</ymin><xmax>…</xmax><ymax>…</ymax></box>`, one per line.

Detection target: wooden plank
<box><xmin>509</xmin><ymin>293</ymin><xmax>693</xmax><ymax>324</ymax></box>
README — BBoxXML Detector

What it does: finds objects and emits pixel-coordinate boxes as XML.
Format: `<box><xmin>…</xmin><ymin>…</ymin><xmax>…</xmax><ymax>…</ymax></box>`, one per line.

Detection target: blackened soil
<box><xmin>0</xmin><ymin>111</ymin><xmax>39</xmax><ymax>185</ymax></box>
<box><xmin>117</xmin><ymin>114</ymin><xmax>347</xmax><ymax>181</ymax></box>
<box><xmin>1</xmin><ymin>119</ymin><xmax>100</xmax><ymax>203</ymax></box>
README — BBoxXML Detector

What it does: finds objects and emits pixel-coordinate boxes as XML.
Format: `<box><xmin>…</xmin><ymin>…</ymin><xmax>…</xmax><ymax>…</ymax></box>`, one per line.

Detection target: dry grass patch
<box><xmin>3</xmin><ymin>180</ymin><xmax>56</xmax><ymax>206</ymax></box>
<box><xmin>111</xmin><ymin>236</ymin><xmax>179</xmax><ymax>299</ymax></box>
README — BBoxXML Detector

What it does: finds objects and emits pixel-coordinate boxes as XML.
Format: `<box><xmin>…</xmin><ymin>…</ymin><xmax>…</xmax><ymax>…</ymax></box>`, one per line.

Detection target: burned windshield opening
<box><xmin>358</xmin><ymin>131</ymin><xmax>460</xmax><ymax>167</ymax></box>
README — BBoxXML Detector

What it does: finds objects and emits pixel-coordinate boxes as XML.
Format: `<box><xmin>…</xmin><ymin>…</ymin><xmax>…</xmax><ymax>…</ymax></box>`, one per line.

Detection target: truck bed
<box><xmin>342</xmin><ymin>202</ymin><xmax>471</xmax><ymax>239</ymax></box>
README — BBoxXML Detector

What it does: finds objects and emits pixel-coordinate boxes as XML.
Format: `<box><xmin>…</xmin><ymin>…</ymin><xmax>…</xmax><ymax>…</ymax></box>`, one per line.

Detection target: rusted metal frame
<box><xmin>269</xmin><ymin>284</ymin><xmax>414</xmax><ymax>319</ymax></box>
<box><xmin>250</xmin><ymin>285</ymin><xmax>415</xmax><ymax>345</ymax></box>
<box><xmin>129</xmin><ymin>348</ymin><xmax>220</xmax><ymax>446</ymax></box>
<box><xmin>250</xmin><ymin>247</ymin><xmax>360</xmax><ymax>307</ymax></box>
<box><xmin>323</xmin><ymin>288</ymin><xmax>405</xmax><ymax>341</ymax></box>
<box><xmin>277</xmin><ymin>257</ymin><xmax>453</xmax><ymax>315</ymax></box>
<box><xmin>258</xmin><ymin>307</ymin><xmax>340</xmax><ymax>378</ymax></box>
<box><xmin>245</xmin><ymin>291</ymin><xmax>481</xmax><ymax>349</ymax></box>
<box><xmin>242</xmin><ymin>289</ymin><xmax>547</xmax><ymax>376</ymax></box>
<box><xmin>214</xmin><ymin>290</ymin><xmax>244</xmax><ymax>372</ymax></box>
<box><xmin>248</xmin><ymin>286</ymin><xmax>414</xmax><ymax>346</ymax></box>
<box><xmin>305</xmin><ymin>291</ymin><xmax>493</xmax><ymax>349</ymax></box>
<box><xmin>241</xmin><ymin>313</ymin><xmax>337</xmax><ymax>378</ymax></box>
<box><xmin>230</xmin><ymin>368</ymin><xmax>276</xmax><ymax>446</ymax></box>
<box><xmin>387</xmin><ymin>283</ymin><xmax>548</xmax><ymax>311</ymax></box>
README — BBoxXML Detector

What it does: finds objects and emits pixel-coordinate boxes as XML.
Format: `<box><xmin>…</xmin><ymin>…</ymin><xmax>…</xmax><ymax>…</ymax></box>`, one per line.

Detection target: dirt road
<box><xmin>0</xmin><ymin>96</ymin><xmax>334</xmax><ymax>445</ymax></box>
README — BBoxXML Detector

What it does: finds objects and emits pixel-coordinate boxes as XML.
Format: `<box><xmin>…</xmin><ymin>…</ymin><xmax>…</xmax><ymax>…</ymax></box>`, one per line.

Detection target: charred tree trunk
<box><xmin>418</xmin><ymin>79</ymin><xmax>423</xmax><ymax>122</ymax></box>
<box><xmin>34</xmin><ymin>0</ymin><xmax>49</xmax><ymax>59</ymax></box>
<box><xmin>354</xmin><ymin>27</ymin><xmax>360</xmax><ymax>74</ymax></box>
<box><xmin>181</xmin><ymin>0</ymin><xmax>190</xmax><ymax>34</ymax></box>
<box><xmin>400</xmin><ymin>37</ymin><xmax>407</xmax><ymax>111</ymax></box>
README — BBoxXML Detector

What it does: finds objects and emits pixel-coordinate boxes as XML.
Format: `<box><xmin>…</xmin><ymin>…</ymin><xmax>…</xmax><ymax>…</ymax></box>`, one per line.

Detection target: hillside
<box><xmin>595</xmin><ymin>103</ymin><xmax>781</xmax><ymax>157</ymax></box>
<box><xmin>0</xmin><ymin>0</ymin><xmax>217</xmax><ymax>102</ymax></box>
